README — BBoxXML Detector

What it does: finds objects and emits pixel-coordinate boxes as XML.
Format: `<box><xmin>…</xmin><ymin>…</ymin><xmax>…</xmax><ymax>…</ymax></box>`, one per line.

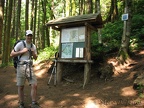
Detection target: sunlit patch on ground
<box><xmin>4</xmin><ymin>94</ymin><xmax>18</xmax><ymax>100</ymax></box>
<box><xmin>0</xmin><ymin>95</ymin><xmax>18</xmax><ymax>107</ymax></box>
<box><xmin>73</xmin><ymin>93</ymin><xmax>80</xmax><ymax>97</ymax></box>
<box><xmin>121</xmin><ymin>86</ymin><xmax>137</xmax><ymax>96</ymax></box>
<box><xmin>84</xmin><ymin>98</ymin><xmax>100</xmax><ymax>108</ymax></box>
<box><xmin>35</xmin><ymin>68</ymin><xmax>48</xmax><ymax>78</ymax></box>
<box><xmin>103</xmin><ymin>86</ymin><xmax>112</xmax><ymax>90</ymax></box>
<box><xmin>42</xmin><ymin>100</ymin><xmax>55</xmax><ymax>107</ymax></box>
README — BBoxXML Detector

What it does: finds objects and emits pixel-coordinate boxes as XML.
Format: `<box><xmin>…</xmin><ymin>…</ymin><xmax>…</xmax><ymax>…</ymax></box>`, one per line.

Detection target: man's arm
<box><xmin>32</xmin><ymin>51</ymin><xmax>38</xmax><ymax>60</ymax></box>
<box><xmin>10</xmin><ymin>48</ymin><xmax>29</xmax><ymax>57</ymax></box>
<box><xmin>30</xmin><ymin>44</ymin><xmax>38</xmax><ymax>60</ymax></box>
<box><xmin>30</xmin><ymin>49</ymin><xmax>38</xmax><ymax>60</ymax></box>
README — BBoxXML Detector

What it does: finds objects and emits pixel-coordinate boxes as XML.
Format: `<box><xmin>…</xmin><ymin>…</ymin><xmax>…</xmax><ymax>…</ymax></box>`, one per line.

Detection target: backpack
<box><xmin>13</xmin><ymin>40</ymin><xmax>33</xmax><ymax>69</ymax></box>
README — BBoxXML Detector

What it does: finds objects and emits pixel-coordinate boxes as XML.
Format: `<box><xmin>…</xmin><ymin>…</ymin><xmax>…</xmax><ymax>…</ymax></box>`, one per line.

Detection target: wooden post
<box><xmin>83</xmin><ymin>63</ymin><xmax>91</xmax><ymax>88</ymax></box>
<box><xmin>56</xmin><ymin>62</ymin><xmax>63</xmax><ymax>83</ymax></box>
<box><xmin>56</xmin><ymin>30</ymin><xmax>63</xmax><ymax>84</ymax></box>
<box><xmin>83</xmin><ymin>24</ymin><xmax>91</xmax><ymax>88</ymax></box>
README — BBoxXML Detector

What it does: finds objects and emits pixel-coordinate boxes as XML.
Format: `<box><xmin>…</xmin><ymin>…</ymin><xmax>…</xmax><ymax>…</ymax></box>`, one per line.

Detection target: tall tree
<box><xmin>105</xmin><ymin>0</ymin><xmax>118</xmax><ymax>22</ymax></box>
<box><xmin>37</xmin><ymin>0</ymin><xmax>40</xmax><ymax>49</ymax></box>
<box><xmin>11</xmin><ymin>0</ymin><xmax>16</xmax><ymax>39</ymax></box>
<box><xmin>41</xmin><ymin>0</ymin><xmax>46</xmax><ymax>48</ymax></box>
<box><xmin>16</xmin><ymin>0</ymin><xmax>21</xmax><ymax>40</ymax></box>
<box><xmin>33</xmin><ymin>0</ymin><xmax>37</xmax><ymax>44</ymax></box>
<box><xmin>30</xmin><ymin>0</ymin><xmax>34</xmax><ymax>30</ymax></box>
<box><xmin>86</xmin><ymin>0</ymin><xmax>93</xmax><ymax>14</ymax></box>
<box><xmin>71</xmin><ymin>0</ymin><xmax>76</xmax><ymax>16</ymax></box>
<box><xmin>25</xmin><ymin>0</ymin><xmax>29</xmax><ymax>30</ymax></box>
<box><xmin>66</xmin><ymin>0</ymin><xmax>70</xmax><ymax>16</ymax></box>
<box><xmin>0</xmin><ymin>0</ymin><xmax>4</xmax><ymax>54</ymax></box>
<box><xmin>96</xmin><ymin>0</ymin><xmax>102</xmax><ymax>44</ymax></box>
<box><xmin>79</xmin><ymin>0</ymin><xmax>84</xmax><ymax>15</ymax></box>
<box><xmin>118</xmin><ymin>0</ymin><xmax>132</xmax><ymax>64</ymax></box>
<box><xmin>2</xmin><ymin>0</ymin><xmax>13</xmax><ymax>65</ymax></box>
<box><xmin>95</xmin><ymin>0</ymin><xmax>100</xmax><ymax>13</ymax></box>
<box><xmin>2</xmin><ymin>0</ymin><xmax>8</xmax><ymax>64</ymax></box>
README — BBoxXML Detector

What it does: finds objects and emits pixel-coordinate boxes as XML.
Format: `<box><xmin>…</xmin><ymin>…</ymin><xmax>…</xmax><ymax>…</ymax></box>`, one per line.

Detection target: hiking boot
<box><xmin>19</xmin><ymin>102</ymin><xmax>25</xmax><ymax>108</ymax></box>
<box><xmin>31</xmin><ymin>102</ymin><xmax>40</xmax><ymax>108</ymax></box>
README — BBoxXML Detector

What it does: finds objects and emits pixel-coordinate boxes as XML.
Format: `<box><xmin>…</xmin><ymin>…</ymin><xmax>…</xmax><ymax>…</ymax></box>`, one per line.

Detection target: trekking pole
<box><xmin>47</xmin><ymin>52</ymin><xmax>59</xmax><ymax>86</ymax></box>
<box><xmin>54</xmin><ymin>59</ymin><xmax>57</xmax><ymax>86</ymax></box>
<box><xmin>47</xmin><ymin>59</ymin><xmax>57</xmax><ymax>86</ymax></box>
<box><xmin>29</xmin><ymin>49</ymin><xmax>32</xmax><ymax>80</ymax></box>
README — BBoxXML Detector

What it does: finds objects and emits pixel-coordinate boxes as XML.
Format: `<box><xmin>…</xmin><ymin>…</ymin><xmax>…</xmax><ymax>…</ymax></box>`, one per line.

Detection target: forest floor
<box><xmin>0</xmin><ymin>50</ymin><xmax>144</xmax><ymax>108</ymax></box>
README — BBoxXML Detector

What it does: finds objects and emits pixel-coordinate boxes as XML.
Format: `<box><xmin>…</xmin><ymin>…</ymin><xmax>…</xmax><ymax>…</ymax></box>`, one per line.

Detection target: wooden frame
<box><xmin>46</xmin><ymin>13</ymin><xmax>103</xmax><ymax>88</ymax></box>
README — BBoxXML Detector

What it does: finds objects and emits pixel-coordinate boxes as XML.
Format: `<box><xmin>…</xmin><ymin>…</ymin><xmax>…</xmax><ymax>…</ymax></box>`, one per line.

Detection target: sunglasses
<box><xmin>27</xmin><ymin>34</ymin><xmax>33</xmax><ymax>37</ymax></box>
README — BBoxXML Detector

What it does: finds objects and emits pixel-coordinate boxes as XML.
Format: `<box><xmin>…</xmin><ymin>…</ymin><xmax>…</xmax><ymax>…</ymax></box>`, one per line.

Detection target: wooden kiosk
<box><xmin>46</xmin><ymin>13</ymin><xmax>103</xmax><ymax>88</ymax></box>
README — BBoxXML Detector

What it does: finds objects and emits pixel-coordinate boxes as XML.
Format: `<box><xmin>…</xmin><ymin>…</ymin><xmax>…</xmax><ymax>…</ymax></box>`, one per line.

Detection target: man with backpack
<box><xmin>10</xmin><ymin>30</ymin><xmax>40</xmax><ymax>108</ymax></box>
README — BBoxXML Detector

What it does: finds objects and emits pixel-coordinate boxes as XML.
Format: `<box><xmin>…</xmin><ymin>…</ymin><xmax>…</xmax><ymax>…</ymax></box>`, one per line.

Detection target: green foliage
<box><xmin>37</xmin><ymin>46</ymin><xmax>58</xmax><ymax>62</ymax></box>
<box><xmin>100</xmin><ymin>0</ymin><xmax>111</xmax><ymax>20</ymax></box>
<box><xmin>130</xmin><ymin>14</ymin><xmax>144</xmax><ymax>50</ymax></box>
<box><xmin>135</xmin><ymin>83</ymin><xmax>144</xmax><ymax>97</ymax></box>
<box><xmin>0</xmin><ymin>63</ymin><xmax>8</xmax><ymax>68</ymax></box>
<box><xmin>91</xmin><ymin>12</ymin><xmax>144</xmax><ymax>60</ymax></box>
<box><xmin>133</xmin><ymin>0</ymin><xmax>144</xmax><ymax>15</ymax></box>
<box><xmin>130</xmin><ymin>0</ymin><xmax>144</xmax><ymax>50</ymax></box>
<box><xmin>91</xmin><ymin>20</ymin><xmax>123</xmax><ymax>60</ymax></box>
<box><xmin>102</xmin><ymin>21</ymin><xmax>123</xmax><ymax>43</ymax></box>
<box><xmin>132</xmin><ymin>15</ymin><xmax>144</xmax><ymax>31</ymax></box>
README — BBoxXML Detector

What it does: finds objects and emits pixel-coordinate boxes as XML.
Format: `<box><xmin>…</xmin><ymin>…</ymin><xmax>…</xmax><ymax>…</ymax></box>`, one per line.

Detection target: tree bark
<box><xmin>33</xmin><ymin>0</ymin><xmax>37</xmax><ymax>44</ymax></box>
<box><xmin>66</xmin><ymin>0</ymin><xmax>70</xmax><ymax>16</ymax></box>
<box><xmin>95</xmin><ymin>0</ymin><xmax>100</xmax><ymax>13</ymax></box>
<box><xmin>16</xmin><ymin>0</ymin><xmax>21</xmax><ymax>40</ymax></box>
<box><xmin>25</xmin><ymin>0</ymin><xmax>29</xmax><ymax>30</ymax></box>
<box><xmin>79</xmin><ymin>0</ymin><xmax>84</xmax><ymax>15</ymax></box>
<box><xmin>41</xmin><ymin>0</ymin><xmax>46</xmax><ymax>48</ymax></box>
<box><xmin>0</xmin><ymin>0</ymin><xmax>4</xmax><ymax>54</ymax></box>
<box><xmin>86</xmin><ymin>0</ymin><xmax>93</xmax><ymax>14</ymax></box>
<box><xmin>2</xmin><ymin>0</ymin><xmax>13</xmax><ymax>65</ymax></box>
<box><xmin>118</xmin><ymin>0</ymin><xmax>132</xmax><ymax>64</ymax></box>
<box><xmin>105</xmin><ymin>0</ymin><xmax>118</xmax><ymax>22</ymax></box>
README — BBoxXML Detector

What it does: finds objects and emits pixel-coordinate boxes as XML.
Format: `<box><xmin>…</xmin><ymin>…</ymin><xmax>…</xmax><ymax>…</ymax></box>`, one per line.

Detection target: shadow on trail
<box><xmin>0</xmin><ymin>50</ymin><xmax>144</xmax><ymax>108</ymax></box>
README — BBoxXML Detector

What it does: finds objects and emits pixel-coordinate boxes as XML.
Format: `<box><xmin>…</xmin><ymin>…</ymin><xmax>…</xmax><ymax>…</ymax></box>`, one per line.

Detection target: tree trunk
<box><xmin>11</xmin><ymin>0</ymin><xmax>16</xmax><ymax>39</ymax></box>
<box><xmin>46</xmin><ymin>28</ymin><xmax>50</xmax><ymax>47</ymax></box>
<box><xmin>2</xmin><ymin>0</ymin><xmax>8</xmax><ymax>64</ymax></box>
<box><xmin>71</xmin><ymin>0</ymin><xmax>76</xmax><ymax>16</ymax></box>
<box><xmin>95</xmin><ymin>0</ymin><xmax>100</xmax><ymax>13</ymax></box>
<box><xmin>86</xmin><ymin>0</ymin><xmax>93</xmax><ymax>14</ymax></box>
<box><xmin>79</xmin><ymin>0</ymin><xmax>84</xmax><ymax>15</ymax></box>
<box><xmin>66</xmin><ymin>0</ymin><xmax>70</xmax><ymax>16</ymax></box>
<box><xmin>2</xmin><ymin>0</ymin><xmax>13</xmax><ymax>66</ymax></box>
<box><xmin>105</xmin><ymin>0</ymin><xmax>118</xmax><ymax>22</ymax></box>
<box><xmin>33</xmin><ymin>0</ymin><xmax>37</xmax><ymax>44</ymax></box>
<box><xmin>30</xmin><ymin>0</ymin><xmax>34</xmax><ymax>30</ymax></box>
<box><xmin>37</xmin><ymin>0</ymin><xmax>41</xmax><ymax>49</ymax></box>
<box><xmin>0</xmin><ymin>0</ymin><xmax>4</xmax><ymax>54</ymax></box>
<box><xmin>16</xmin><ymin>0</ymin><xmax>21</xmax><ymax>40</ymax></box>
<box><xmin>25</xmin><ymin>0</ymin><xmax>29</xmax><ymax>30</ymax></box>
<box><xmin>118</xmin><ymin>0</ymin><xmax>132</xmax><ymax>64</ymax></box>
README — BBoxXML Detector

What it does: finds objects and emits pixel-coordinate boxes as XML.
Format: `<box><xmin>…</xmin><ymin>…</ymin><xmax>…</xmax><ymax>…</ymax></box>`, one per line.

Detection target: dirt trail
<box><xmin>0</xmin><ymin>50</ymin><xmax>144</xmax><ymax>108</ymax></box>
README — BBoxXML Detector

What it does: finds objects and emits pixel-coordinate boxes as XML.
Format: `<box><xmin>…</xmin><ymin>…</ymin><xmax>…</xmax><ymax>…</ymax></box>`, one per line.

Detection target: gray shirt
<box><xmin>14</xmin><ymin>40</ymin><xmax>37</xmax><ymax>61</ymax></box>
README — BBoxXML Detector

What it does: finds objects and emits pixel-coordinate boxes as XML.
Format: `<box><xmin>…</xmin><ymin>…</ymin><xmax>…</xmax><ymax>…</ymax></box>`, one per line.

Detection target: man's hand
<box><xmin>30</xmin><ymin>48</ymin><xmax>38</xmax><ymax>60</ymax></box>
<box><xmin>20</xmin><ymin>48</ymin><xmax>29</xmax><ymax>54</ymax></box>
<box><xmin>10</xmin><ymin>48</ymin><xmax>29</xmax><ymax>57</ymax></box>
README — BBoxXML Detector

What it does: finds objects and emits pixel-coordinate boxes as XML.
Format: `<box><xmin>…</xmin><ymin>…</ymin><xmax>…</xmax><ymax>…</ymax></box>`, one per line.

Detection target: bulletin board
<box><xmin>61</xmin><ymin>26</ymin><xmax>85</xmax><ymax>58</ymax></box>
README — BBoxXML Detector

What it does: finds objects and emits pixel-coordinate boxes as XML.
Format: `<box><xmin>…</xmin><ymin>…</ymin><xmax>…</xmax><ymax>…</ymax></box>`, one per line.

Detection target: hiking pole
<box><xmin>28</xmin><ymin>49</ymin><xmax>32</xmax><ymax>80</ymax></box>
<box><xmin>47</xmin><ymin>59</ymin><xmax>57</xmax><ymax>86</ymax></box>
<box><xmin>54</xmin><ymin>59</ymin><xmax>57</xmax><ymax>86</ymax></box>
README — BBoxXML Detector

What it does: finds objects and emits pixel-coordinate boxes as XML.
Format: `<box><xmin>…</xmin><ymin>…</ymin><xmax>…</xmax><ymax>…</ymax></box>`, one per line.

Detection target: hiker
<box><xmin>10</xmin><ymin>30</ymin><xmax>39</xmax><ymax>108</ymax></box>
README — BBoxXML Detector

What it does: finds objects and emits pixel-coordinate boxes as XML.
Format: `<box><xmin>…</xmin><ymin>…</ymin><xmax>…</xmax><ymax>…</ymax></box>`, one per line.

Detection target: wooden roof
<box><xmin>46</xmin><ymin>12</ymin><xmax>103</xmax><ymax>30</ymax></box>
